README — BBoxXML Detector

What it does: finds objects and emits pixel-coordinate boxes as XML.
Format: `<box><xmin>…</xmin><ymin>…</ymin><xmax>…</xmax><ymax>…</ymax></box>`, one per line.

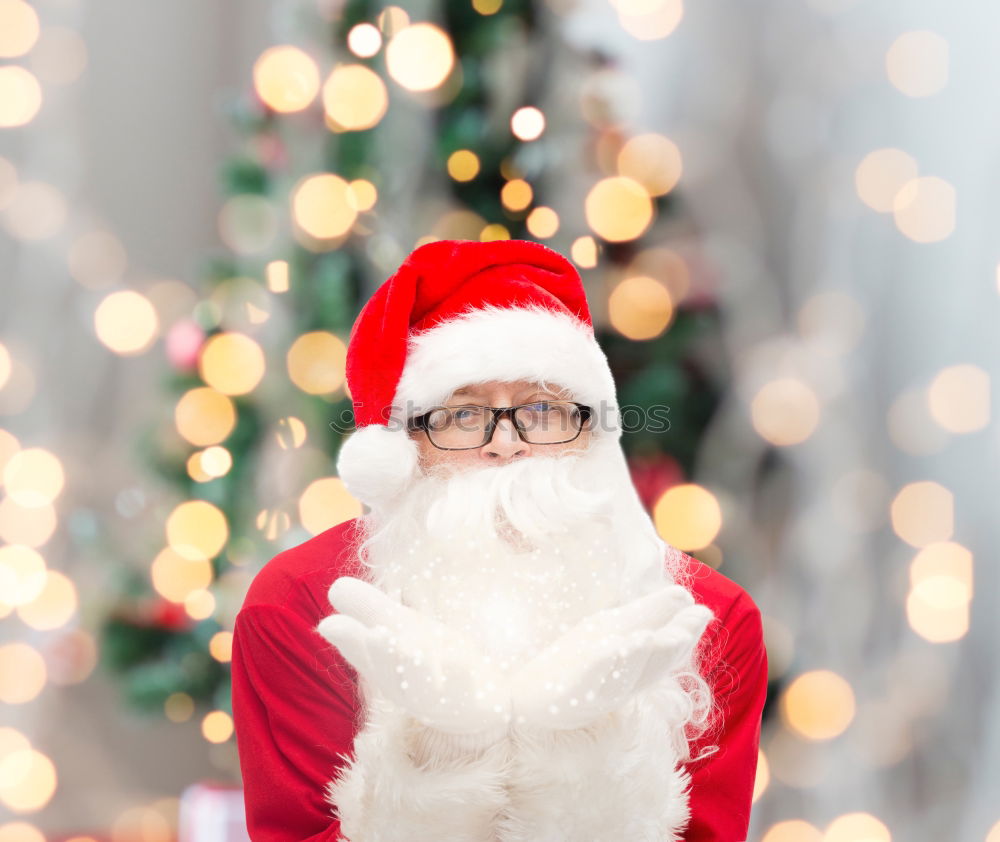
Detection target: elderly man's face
<box><xmin>410</xmin><ymin>379</ymin><xmax>592</xmax><ymax>471</ymax></box>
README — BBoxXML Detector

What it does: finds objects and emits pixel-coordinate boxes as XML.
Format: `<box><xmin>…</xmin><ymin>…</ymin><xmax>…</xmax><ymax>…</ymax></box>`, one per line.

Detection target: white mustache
<box><xmin>420</xmin><ymin>451</ymin><xmax>617</xmax><ymax>547</ymax></box>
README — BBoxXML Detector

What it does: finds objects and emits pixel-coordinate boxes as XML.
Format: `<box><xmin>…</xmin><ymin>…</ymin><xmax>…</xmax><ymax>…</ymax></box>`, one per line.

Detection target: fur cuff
<box><xmin>327</xmin><ymin>697</ymin><xmax>512</xmax><ymax>842</ymax></box>
<box><xmin>497</xmin><ymin>691</ymin><xmax>693</xmax><ymax>842</ymax></box>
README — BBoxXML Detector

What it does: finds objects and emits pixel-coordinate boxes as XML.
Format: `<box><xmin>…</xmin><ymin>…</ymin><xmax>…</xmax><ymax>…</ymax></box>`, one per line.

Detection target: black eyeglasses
<box><xmin>407</xmin><ymin>401</ymin><xmax>593</xmax><ymax>451</ymax></box>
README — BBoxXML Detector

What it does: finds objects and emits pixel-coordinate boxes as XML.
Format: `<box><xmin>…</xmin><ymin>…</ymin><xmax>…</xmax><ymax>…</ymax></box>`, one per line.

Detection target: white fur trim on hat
<box><xmin>336</xmin><ymin>423</ymin><xmax>420</xmax><ymax>512</ymax></box>
<box><xmin>394</xmin><ymin>304</ymin><xmax>621</xmax><ymax>438</ymax></box>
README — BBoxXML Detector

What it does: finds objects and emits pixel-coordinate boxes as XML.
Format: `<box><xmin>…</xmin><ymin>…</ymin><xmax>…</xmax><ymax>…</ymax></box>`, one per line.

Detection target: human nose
<box><xmin>481</xmin><ymin>414</ymin><xmax>529</xmax><ymax>461</ymax></box>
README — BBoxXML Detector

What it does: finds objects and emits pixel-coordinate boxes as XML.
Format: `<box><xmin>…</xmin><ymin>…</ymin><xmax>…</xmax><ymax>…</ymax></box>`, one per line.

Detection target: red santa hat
<box><xmin>336</xmin><ymin>238</ymin><xmax>621</xmax><ymax>510</ymax></box>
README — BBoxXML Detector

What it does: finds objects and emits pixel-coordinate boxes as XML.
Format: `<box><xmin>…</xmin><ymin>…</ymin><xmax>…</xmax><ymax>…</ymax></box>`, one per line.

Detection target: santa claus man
<box><xmin>231</xmin><ymin>239</ymin><xmax>768</xmax><ymax>842</ymax></box>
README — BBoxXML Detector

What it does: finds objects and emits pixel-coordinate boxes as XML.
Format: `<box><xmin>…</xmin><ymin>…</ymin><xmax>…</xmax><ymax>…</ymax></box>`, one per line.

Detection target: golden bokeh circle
<box><xmin>385</xmin><ymin>23</ymin><xmax>455</xmax><ymax>92</ymax></box>
<box><xmin>252</xmin><ymin>45</ymin><xmax>320</xmax><ymax>113</ymax></box>
<box><xmin>287</xmin><ymin>331</ymin><xmax>347</xmax><ymax>395</ymax></box>
<box><xmin>298</xmin><ymin>477</ymin><xmax>363</xmax><ymax>536</ymax></box>
<box><xmin>0</xmin><ymin>66</ymin><xmax>42</xmax><ymax>128</ymax></box>
<box><xmin>292</xmin><ymin>173</ymin><xmax>357</xmax><ymax>240</ymax></box>
<box><xmin>198</xmin><ymin>332</ymin><xmax>266</xmax><ymax>396</ymax></box>
<box><xmin>165</xmin><ymin>500</ymin><xmax>228</xmax><ymax>561</ymax></box>
<box><xmin>652</xmin><ymin>483</ymin><xmax>721</xmax><ymax>551</ymax></box>
<box><xmin>781</xmin><ymin>670</ymin><xmax>855</xmax><ymax>740</ymax></box>
<box><xmin>2</xmin><ymin>448</ymin><xmax>64</xmax><ymax>508</ymax></box>
<box><xmin>175</xmin><ymin>387</ymin><xmax>237</xmax><ymax>447</ymax></box>
<box><xmin>322</xmin><ymin>64</ymin><xmax>388</xmax><ymax>131</ymax></box>
<box><xmin>94</xmin><ymin>290</ymin><xmax>159</xmax><ymax>355</ymax></box>
<box><xmin>608</xmin><ymin>275</ymin><xmax>673</xmax><ymax>340</ymax></box>
<box><xmin>0</xmin><ymin>643</ymin><xmax>46</xmax><ymax>704</ymax></box>
<box><xmin>150</xmin><ymin>547</ymin><xmax>213</xmax><ymax>603</ymax></box>
<box><xmin>585</xmin><ymin>176</ymin><xmax>653</xmax><ymax>242</ymax></box>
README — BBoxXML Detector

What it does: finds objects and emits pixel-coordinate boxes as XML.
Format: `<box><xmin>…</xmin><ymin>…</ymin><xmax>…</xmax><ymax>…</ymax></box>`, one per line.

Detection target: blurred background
<box><xmin>1</xmin><ymin>0</ymin><xmax>997</xmax><ymax>840</ymax></box>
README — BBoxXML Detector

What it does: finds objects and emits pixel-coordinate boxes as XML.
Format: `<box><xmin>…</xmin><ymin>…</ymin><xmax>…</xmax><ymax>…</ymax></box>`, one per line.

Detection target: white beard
<box><xmin>358</xmin><ymin>436</ymin><xmax>674</xmax><ymax>667</ymax></box>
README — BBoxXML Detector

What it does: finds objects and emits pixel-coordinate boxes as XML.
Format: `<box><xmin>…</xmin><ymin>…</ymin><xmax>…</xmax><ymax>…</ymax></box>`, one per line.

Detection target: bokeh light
<box><xmin>94</xmin><ymin>290</ymin><xmax>159</xmax><ymax>355</ymax></box>
<box><xmin>0</xmin><ymin>66</ymin><xmax>42</xmax><ymax>128</ymax></box>
<box><xmin>3</xmin><ymin>448</ymin><xmax>64</xmax><ymax>508</ymax></box>
<box><xmin>0</xmin><ymin>497</ymin><xmax>56</xmax><ymax>548</ymax></box>
<box><xmin>652</xmin><ymin>483</ymin><xmax>722</xmax><ymax>551</ymax></box>
<box><xmin>761</xmin><ymin>821</ymin><xmax>823</xmax><ymax>842</ymax></box>
<box><xmin>184</xmin><ymin>588</ymin><xmax>216</xmax><ymax>620</ymax></box>
<box><xmin>0</xmin><ymin>544</ymin><xmax>46</xmax><ymax>609</ymax></box>
<box><xmin>287</xmin><ymin>331</ymin><xmax>347</xmax><ymax>395</ymax></box>
<box><xmin>27</xmin><ymin>26</ymin><xmax>88</xmax><ymax>86</ymax></box>
<box><xmin>892</xmin><ymin>176</ymin><xmax>955</xmax><ymax>243</ymax></box>
<box><xmin>609</xmin><ymin>275</ymin><xmax>674</xmax><ymax>340</ymax></box>
<box><xmin>854</xmin><ymin>148</ymin><xmax>918</xmax><ymax>213</ymax></box>
<box><xmin>322</xmin><ymin>64</ymin><xmax>388</xmax><ymax>131</ymax></box>
<box><xmin>347</xmin><ymin>23</ymin><xmax>382</xmax><ymax>58</ymax></box>
<box><xmin>16</xmin><ymin>571</ymin><xmax>77</xmax><ymax>630</ymax></box>
<box><xmin>0</xmin><ymin>822</ymin><xmax>45</xmax><ymax>842</ymax></box>
<box><xmin>385</xmin><ymin>23</ymin><xmax>455</xmax><ymax>92</ymax></box>
<box><xmin>253</xmin><ymin>46</ymin><xmax>320</xmax><ymax>113</ymax></box>
<box><xmin>752</xmin><ymin>748</ymin><xmax>769</xmax><ymax>803</ymax></box>
<box><xmin>164</xmin><ymin>692</ymin><xmax>194</xmax><ymax>723</ymax></box>
<box><xmin>751</xmin><ymin>378</ymin><xmax>821</xmax><ymax>446</ymax></box>
<box><xmin>0</xmin><ymin>344</ymin><xmax>10</xmax><ymax>391</ymax></box>
<box><xmin>0</xmin><ymin>748</ymin><xmax>56</xmax><ymax>812</ymax></box>
<box><xmin>0</xmin><ymin>644</ymin><xmax>47</xmax><ymax>704</ymax></box>
<box><xmin>292</xmin><ymin>173</ymin><xmax>357</xmax><ymax>240</ymax></box>
<box><xmin>500</xmin><ymin>178</ymin><xmax>532</xmax><ymax>211</ymax></box>
<box><xmin>43</xmin><ymin>630</ymin><xmax>97</xmax><ymax>686</ymax></box>
<box><xmin>571</xmin><ymin>236</ymin><xmax>598</xmax><ymax>268</ymax></box>
<box><xmin>201</xmin><ymin>711</ymin><xmax>234</xmax><ymax>743</ymax></box>
<box><xmin>526</xmin><ymin>206</ymin><xmax>559</xmax><ymax>238</ymax></box>
<box><xmin>0</xmin><ymin>0</ymin><xmax>40</xmax><ymax>58</ymax></box>
<box><xmin>209</xmin><ymin>631</ymin><xmax>234</xmax><ymax>663</ymax></box>
<box><xmin>165</xmin><ymin>500</ymin><xmax>229</xmax><ymax>561</ymax></box>
<box><xmin>298</xmin><ymin>477</ymin><xmax>363</xmax><ymax>535</ymax></box>
<box><xmin>480</xmin><ymin>223</ymin><xmax>510</xmax><ymax>241</ymax></box>
<box><xmin>2</xmin><ymin>181</ymin><xmax>66</xmax><ymax>240</ymax></box>
<box><xmin>782</xmin><ymin>670</ymin><xmax>855</xmax><ymax>740</ymax></box>
<box><xmin>890</xmin><ymin>481</ymin><xmax>953</xmax><ymax>548</ymax></box>
<box><xmin>174</xmin><ymin>387</ymin><xmax>237</xmax><ymax>447</ymax></box>
<box><xmin>907</xmin><ymin>575</ymin><xmax>969</xmax><ymax>643</ymax></box>
<box><xmin>510</xmin><ymin>106</ymin><xmax>545</xmax><ymax>141</ymax></box>
<box><xmin>614</xmin><ymin>0</ymin><xmax>684</xmax><ymax>41</ymax></box>
<box><xmin>926</xmin><ymin>364</ymin><xmax>989</xmax><ymax>433</ymax></box>
<box><xmin>348</xmin><ymin>179</ymin><xmax>377</xmax><ymax>211</ymax></box>
<box><xmin>276</xmin><ymin>416</ymin><xmax>308</xmax><ymax>449</ymax></box>
<box><xmin>617</xmin><ymin>133</ymin><xmax>682</xmax><ymax>196</ymax></box>
<box><xmin>151</xmin><ymin>547</ymin><xmax>213</xmax><ymax>603</ymax></box>
<box><xmin>447</xmin><ymin>149</ymin><xmax>480</xmax><ymax>182</ymax></box>
<box><xmin>824</xmin><ymin>812</ymin><xmax>891</xmax><ymax>841</ymax></box>
<box><xmin>266</xmin><ymin>259</ymin><xmax>289</xmax><ymax>293</ymax></box>
<box><xmin>886</xmin><ymin>30</ymin><xmax>948</xmax><ymax>97</ymax></box>
<box><xmin>585</xmin><ymin>176</ymin><xmax>654</xmax><ymax>242</ymax></box>
<box><xmin>198</xmin><ymin>332</ymin><xmax>266</xmax><ymax>396</ymax></box>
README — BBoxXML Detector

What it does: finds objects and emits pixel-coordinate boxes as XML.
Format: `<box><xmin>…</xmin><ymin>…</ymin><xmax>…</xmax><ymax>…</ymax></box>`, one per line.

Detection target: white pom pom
<box><xmin>336</xmin><ymin>425</ymin><xmax>420</xmax><ymax>511</ymax></box>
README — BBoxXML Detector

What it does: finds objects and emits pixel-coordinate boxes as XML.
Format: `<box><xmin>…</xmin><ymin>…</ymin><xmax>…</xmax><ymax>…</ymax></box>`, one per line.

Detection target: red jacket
<box><xmin>232</xmin><ymin>518</ymin><xmax>768</xmax><ymax>841</ymax></box>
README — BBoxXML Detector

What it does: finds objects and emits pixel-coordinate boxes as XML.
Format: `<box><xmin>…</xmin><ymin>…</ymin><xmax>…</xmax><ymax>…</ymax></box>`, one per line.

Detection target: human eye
<box><xmin>451</xmin><ymin>405</ymin><xmax>483</xmax><ymax>421</ymax></box>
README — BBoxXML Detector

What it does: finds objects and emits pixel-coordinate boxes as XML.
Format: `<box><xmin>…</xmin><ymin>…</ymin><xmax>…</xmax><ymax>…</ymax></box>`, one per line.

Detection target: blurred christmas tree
<box><xmin>100</xmin><ymin>0</ymin><xmax>727</xmax><ymax>725</ymax></box>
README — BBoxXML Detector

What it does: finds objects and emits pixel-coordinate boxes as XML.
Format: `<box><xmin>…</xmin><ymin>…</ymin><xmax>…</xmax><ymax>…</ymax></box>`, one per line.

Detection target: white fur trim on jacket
<box><xmin>328</xmin><ymin>683</ymin><xmax>696</xmax><ymax>842</ymax></box>
<box><xmin>326</xmin><ymin>695</ymin><xmax>512</xmax><ymax>842</ymax></box>
<box><xmin>497</xmin><ymin>681</ymin><xmax>695</xmax><ymax>842</ymax></box>
<box><xmin>395</xmin><ymin>305</ymin><xmax>621</xmax><ymax>439</ymax></box>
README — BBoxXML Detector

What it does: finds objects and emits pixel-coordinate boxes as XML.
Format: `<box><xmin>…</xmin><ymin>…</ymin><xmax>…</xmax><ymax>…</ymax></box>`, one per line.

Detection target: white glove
<box><xmin>508</xmin><ymin>585</ymin><xmax>713</xmax><ymax>731</ymax></box>
<box><xmin>317</xmin><ymin>576</ymin><xmax>511</xmax><ymax>742</ymax></box>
